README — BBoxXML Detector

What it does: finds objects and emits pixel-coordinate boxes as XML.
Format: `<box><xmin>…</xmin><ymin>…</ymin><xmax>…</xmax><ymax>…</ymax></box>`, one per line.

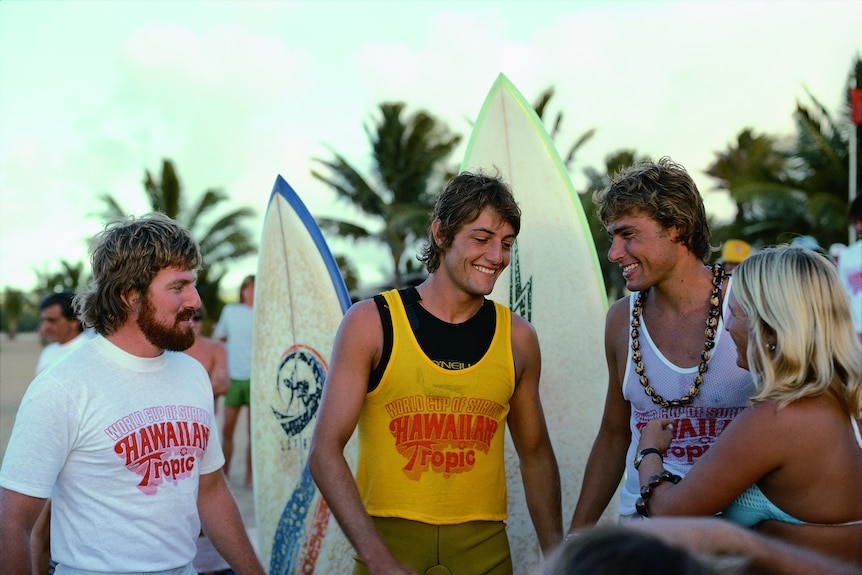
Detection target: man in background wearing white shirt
<box><xmin>35</xmin><ymin>291</ymin><xmax>94</xmax><ymax>375</ymax></box>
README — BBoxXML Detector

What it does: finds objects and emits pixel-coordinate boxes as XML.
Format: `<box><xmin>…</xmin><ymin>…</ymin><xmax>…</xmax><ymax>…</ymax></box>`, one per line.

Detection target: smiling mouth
<box><xmin>474</xmin><ymin>265</ymin><xmax>496</xmax><ymax>275</ymax></box>
<box><xmin>622</xmin><ymin>263</ymin><xmax>639</xmax><ymax>274</ymax></box>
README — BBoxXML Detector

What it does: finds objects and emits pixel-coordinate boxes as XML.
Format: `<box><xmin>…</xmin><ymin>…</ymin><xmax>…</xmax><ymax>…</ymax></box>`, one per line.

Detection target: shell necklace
<box><xmin>630</xmin><ymin>264</ymin><xmax>725</xmax><ymax>408</ymax></box>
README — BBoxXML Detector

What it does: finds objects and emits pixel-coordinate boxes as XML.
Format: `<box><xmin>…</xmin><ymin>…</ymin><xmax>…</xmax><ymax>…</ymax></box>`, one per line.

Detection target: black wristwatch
<box><xmin>633</xmin><ymin>448</ymin><xmax>663</xmax><ymax>470</ymax></box>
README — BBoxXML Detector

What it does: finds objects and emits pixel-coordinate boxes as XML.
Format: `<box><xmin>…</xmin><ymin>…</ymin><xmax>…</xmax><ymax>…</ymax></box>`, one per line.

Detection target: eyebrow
<box><xmin>608</xmin><ymin>223</ymin><xmax>636</xmax><ymax>235</ymax></box>
<box><xmin>471</xmin><ymin>226</ymin><xmax>516</xmax><ymax>238</ymax></box>
<box><xmin>167</xmin><ymin>277</ymin><xmax>195</xmax><ymax>289</ymax></box>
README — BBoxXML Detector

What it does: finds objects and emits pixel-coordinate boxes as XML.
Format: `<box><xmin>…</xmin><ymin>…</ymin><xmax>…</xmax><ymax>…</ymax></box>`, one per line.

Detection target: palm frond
<box><xmin>316</xmin><ymin>218</ymin><xmax>372</xmax><ymax>240</ymax></box>
<box><xmin>92</xmin><ymin>193</ymin><xmax>128</xmax><ymax>221</ymax></box>
<box><xmin>311</xmin><ymin>162</ymin><xmax>385</xmax><ymax>217</ymax></box>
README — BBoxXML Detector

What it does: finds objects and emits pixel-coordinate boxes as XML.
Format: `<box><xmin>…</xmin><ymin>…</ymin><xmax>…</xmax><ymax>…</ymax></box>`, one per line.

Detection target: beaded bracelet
<box><xmin>635</xmin><ymin>469</ymin><xmax>682</xmax><ymax>517</ymax></box>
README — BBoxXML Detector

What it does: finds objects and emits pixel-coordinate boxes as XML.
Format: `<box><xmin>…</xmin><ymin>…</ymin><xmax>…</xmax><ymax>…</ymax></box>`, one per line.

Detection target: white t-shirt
<box><xmin>35</xmin><ymin>329</ymin><xmax>95</xmax><ymax>375</ymax></box>
<box><xmin>0</xmin><ymin>335</ymin><xmax>224</xmax><ymax>572</ymax></box>
<box><xmin>213</xmin><ymin>303</ymin><xmax>254</xmax><ymax>380</ymax></box>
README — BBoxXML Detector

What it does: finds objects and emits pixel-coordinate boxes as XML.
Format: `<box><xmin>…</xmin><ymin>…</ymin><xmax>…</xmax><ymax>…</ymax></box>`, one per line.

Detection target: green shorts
<box><xmin>223</xmin><ymin>378</ymin><xmax>250</xmax><ymax>407</ymax></box>
<box><xmin>353</xmin><ymin>517</ymin><xmax>512</xmax><ymax>575</ymax></box>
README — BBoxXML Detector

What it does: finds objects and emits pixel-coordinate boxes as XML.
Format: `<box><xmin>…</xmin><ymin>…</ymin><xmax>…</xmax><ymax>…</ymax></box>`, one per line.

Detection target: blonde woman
<box><xmin>634</xmin><ymin>246</ymin><xmax>862</xmax><ymax>566</ymax></box>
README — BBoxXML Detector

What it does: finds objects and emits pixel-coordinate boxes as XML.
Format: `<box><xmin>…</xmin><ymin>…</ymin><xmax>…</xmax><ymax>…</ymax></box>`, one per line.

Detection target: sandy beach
<box><xmin>0</xmin><ymin>331</ymin><xmax>258</xmax><ymax>564</ymax></box>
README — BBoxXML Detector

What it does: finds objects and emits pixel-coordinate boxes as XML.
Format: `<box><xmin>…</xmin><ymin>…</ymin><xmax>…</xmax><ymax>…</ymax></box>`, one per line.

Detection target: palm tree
<box><xmin>705</xmin><ymin>128</ymin><xmax>799</xmax><ymax>248</ymax></box>
<box><xmin>311</xmin><ymin>102</ymin><xmax>461</xmax><ymax>289</ymax></box>
<box><xmin>334</xmin><ymin>254</ymin><xmax>360</xmax><ymax>294</ymax></box>
<box><xmin>787</xmin><ymin>89</ymin><xmax>851</xmax><ymax>247</ymax></box>
<box><xmin>706</xmin><ymin>58</ymin><xmax>861</xmax><ymax>252</ymax></box>
<box><xmin>97</xmin><ymin>159</ymin><xmax>257</xmax><ymax>321</ymax></box>
<box><xmin>532</xmin><ymin>86</ymin><xmax>597</xmax><ymax>171</ymax></box>
<box><xmin>34</xmin><ymin>259</ymin><xmax>89</xmax><ymax>295</ymax></box>
<box><xmin>2</xmin><ymin>287</ymin><xmax>25</xmax><ymax>339</ymax></box>
<box><xmin>706</xmin><ymin>102</ymin><xmax>850</xmax><ymax>251</ymax></box>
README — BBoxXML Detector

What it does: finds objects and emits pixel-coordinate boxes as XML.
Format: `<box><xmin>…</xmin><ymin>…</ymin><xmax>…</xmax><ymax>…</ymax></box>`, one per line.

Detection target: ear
<box><xmin>431</xmin><ymin>219</ymin><xmax>443</xmax><ymax>248</ymax></box>
<box><xmin>121</xmin><ymin>290</ymin><xmax>141</xmax><ymax>315</ymax></box>
<box><xmin>665</xmin><ymin>225</ymin><xmax>682</xmax><ymax>242</ymax></box>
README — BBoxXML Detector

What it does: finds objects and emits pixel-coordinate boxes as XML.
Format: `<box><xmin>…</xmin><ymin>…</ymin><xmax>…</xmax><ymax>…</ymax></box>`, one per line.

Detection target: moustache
<box><xmin>177</xmin><ymin>309</ymin><xmax>197</xmax><ymax>322</ymax></box>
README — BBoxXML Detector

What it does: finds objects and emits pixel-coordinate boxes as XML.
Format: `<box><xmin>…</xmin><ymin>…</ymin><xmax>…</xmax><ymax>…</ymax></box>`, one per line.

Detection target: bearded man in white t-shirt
<box><xmin>0</xmin><ymin>213</ymin><xmax>264</xmax><ymax>575</ymax></box>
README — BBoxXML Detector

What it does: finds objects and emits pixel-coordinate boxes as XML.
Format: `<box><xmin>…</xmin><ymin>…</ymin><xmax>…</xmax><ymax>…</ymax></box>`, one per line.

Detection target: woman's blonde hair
<box><xmin>732</xmin><ymin>246</ymin><xmax>862</xmax><ymax>415</ymax></box>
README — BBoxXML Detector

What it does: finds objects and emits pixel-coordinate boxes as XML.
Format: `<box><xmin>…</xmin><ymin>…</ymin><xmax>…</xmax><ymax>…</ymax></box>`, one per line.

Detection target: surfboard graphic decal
<box><xmin>509</xmin><ymin>242</ymin><xmax>532</xmax><ymax>322</ymax></box>
<box><xmin>269</xmin><ymin>343</ymin><xmax>331</xmax><ymax>574</ymax></box>
<box><xmin>272</xmin><ymin>345</ymin><xmax>327</xmax><ymax>439</ymax></box>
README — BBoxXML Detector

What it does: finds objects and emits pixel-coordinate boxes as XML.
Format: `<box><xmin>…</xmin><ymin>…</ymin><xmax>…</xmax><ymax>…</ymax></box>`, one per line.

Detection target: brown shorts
<box><xmin>352</xmin><ymin>517</ymin><xmax>513</xmax><ymax>575</ymax></box>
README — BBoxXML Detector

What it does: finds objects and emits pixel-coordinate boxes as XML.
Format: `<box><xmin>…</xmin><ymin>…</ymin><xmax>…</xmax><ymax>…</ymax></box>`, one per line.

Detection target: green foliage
<box><xmin>34</xmin><ymin>260</ymin><xmax>89</xmax><ymax>295</ymax></box>
<box><xmin>532</xmin><ymin>85</ymin><xmax>597</xmax><ymax>171</ymax></box>
<box><xmin>334</xmin><ymin>255</ymin><xmax>360</xmax><ymax>293</ymax></box>
<box><xmin>1</xmin><ymin>287</ymin><xmax>39</xmax><ymax>338</ymax></box>
<box><xmin>707</xmin><ymin>56</ymin><xmax>860</xmax><ymax>253</ymax></box>
<box><xmin>96</xmin><ymin>159</ymin><xmax>257</xmax><ymax>321</ymax></box>
<box><xmin>312</xmin><ymin>103</ymin><xmax>461</xmax><ymax>289</ymax></box>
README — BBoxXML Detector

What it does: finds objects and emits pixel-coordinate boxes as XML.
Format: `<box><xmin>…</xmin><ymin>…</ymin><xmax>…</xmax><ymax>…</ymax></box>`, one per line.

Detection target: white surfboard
<box><xmin>250</xmin><ymin>175</ymin><xmax>355</xmax><ymax>574</ymax></box>
<box><xmin>462</xmin><ymin>73</ymin><xmax>616</xmax><ymax>572</ymax></box>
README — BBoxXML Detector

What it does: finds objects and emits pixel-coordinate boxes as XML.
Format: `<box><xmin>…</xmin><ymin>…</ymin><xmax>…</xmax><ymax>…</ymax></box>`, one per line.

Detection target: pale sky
<box><xmin>1</xmin><ymin>0</ymin><xmax>860</xmax><ymax>293</ymax></box>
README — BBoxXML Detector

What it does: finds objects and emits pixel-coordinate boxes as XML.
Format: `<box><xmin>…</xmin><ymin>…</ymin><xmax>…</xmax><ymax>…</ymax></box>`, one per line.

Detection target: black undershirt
<box><xmin>368</xmin><ymin>287</ymin><xmax>496</xmax><ymax>392</ymax></box>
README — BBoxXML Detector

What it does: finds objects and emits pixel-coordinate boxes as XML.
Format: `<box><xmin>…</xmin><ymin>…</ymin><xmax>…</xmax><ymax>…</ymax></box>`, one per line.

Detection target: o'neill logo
<box><xmin>106</xmin><ymin>405</ymin><xmax>211</xmax><ymax>495</ymax></box>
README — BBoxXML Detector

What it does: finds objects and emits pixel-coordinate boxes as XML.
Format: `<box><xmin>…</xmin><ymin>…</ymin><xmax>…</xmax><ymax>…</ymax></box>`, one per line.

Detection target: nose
<box><xmin>187</xmin><ymin>285</ymin><xmax>202</xmax><ymax>310</ymax></box>
<box><xmin>486</xmin><ymin>240</ymin><xmax>505</xmax><ymax>266</ymax></box>
<box><xmin>607</xmin><ymin>236</ymin><xmax>624</xmax><ymax>262</ymax></box>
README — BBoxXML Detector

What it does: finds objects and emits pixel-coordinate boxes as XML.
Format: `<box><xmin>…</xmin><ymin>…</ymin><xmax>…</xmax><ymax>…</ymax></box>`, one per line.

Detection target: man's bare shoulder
<box><xmin>604</xmin><ymin>295</ymin><xmax>633</xmax><ymax>360</ymax></box>
<box><xmin>198</xmin><ymin>335</ymin><xmax>225</xmax><ymax>351</ymax></box>
<box><xmin>186</xmin><ymin>335</ymin><xmax>225</xmax><ymax>360</ymax></box>
<box><xmin>344</xmin><ymin>297</ymin><xmax>382</xmax><ymax>320</ymax></box>
<box><xmin>606</xmin><ymin>295</ymin><xmax>631</xmax><ymax>325</ymax></box>
<box><xmin>336</xmin><ymin>297</ymin><xmax>385</xmax><ymax>341</ymax></box>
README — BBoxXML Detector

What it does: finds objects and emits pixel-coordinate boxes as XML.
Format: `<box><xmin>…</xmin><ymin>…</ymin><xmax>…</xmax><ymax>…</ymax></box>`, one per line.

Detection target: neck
<box><xmin>415</xmin><ymin>276</ymin><xmax>485</xmax><ymax>323</ymax></box>
<box><xmin>105</xmin><ymin>324</ymin><xmax>163</xmax><ymax>358</ymax></box>
<box><xmin>644</xmin><ymin>264</ymin><xmax>716</xmax><ymax>316</ymax></box>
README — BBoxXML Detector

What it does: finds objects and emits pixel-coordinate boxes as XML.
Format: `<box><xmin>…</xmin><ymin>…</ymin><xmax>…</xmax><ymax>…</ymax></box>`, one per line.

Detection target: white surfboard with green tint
<box><xmin>462</xmin><ymin>73</ymin><xmax>616</xmax><ymax>573</ymax></box>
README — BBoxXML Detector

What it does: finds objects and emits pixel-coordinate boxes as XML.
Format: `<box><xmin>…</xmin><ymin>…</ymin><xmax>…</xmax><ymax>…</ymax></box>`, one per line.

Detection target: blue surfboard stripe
<box><xmin>266</xmin><ymin>175</ymin><xmax>351</xmax><ymax>574</ymax></box>
<box><xmin>270</xmin><ymin>467</ymin><xmax>316</xmax><ymax>575</ymax></box>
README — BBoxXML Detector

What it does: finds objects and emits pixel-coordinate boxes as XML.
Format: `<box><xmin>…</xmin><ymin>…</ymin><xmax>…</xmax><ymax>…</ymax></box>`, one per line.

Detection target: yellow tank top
<box><xmin>356</xmin><ymin>289</ymin><xmax>515</xmax><ymax>524</ymax></box>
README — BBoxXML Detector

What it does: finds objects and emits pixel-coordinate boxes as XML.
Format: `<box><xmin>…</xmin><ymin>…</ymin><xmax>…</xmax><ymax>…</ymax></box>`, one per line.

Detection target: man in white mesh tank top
<box><xmin>566</xmin><ymin>157</ymin><xmax>755</xmax><ymax>531</ymax></box>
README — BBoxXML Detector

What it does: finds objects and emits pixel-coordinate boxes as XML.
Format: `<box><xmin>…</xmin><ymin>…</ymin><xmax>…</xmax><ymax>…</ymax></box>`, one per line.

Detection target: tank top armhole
<box><xmin>368</xmin><ymin>294</ymin><xmax>393</xmax><ymax>393</ymax></box>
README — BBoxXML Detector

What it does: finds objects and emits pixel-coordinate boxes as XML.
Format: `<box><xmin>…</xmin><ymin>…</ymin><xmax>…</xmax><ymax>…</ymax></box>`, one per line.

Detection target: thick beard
<box><xmin>137</xmin><ymin>293</ymin><xmax>196</xmax><ymax>352</ymax></box>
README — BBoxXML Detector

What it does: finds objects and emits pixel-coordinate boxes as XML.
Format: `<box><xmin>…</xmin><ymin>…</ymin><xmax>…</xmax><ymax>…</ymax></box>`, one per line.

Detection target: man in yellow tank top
<box><xmin>309</xmin><ymin>171</ymin><xmax>563</xmax><ymax>574</ymax></box>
